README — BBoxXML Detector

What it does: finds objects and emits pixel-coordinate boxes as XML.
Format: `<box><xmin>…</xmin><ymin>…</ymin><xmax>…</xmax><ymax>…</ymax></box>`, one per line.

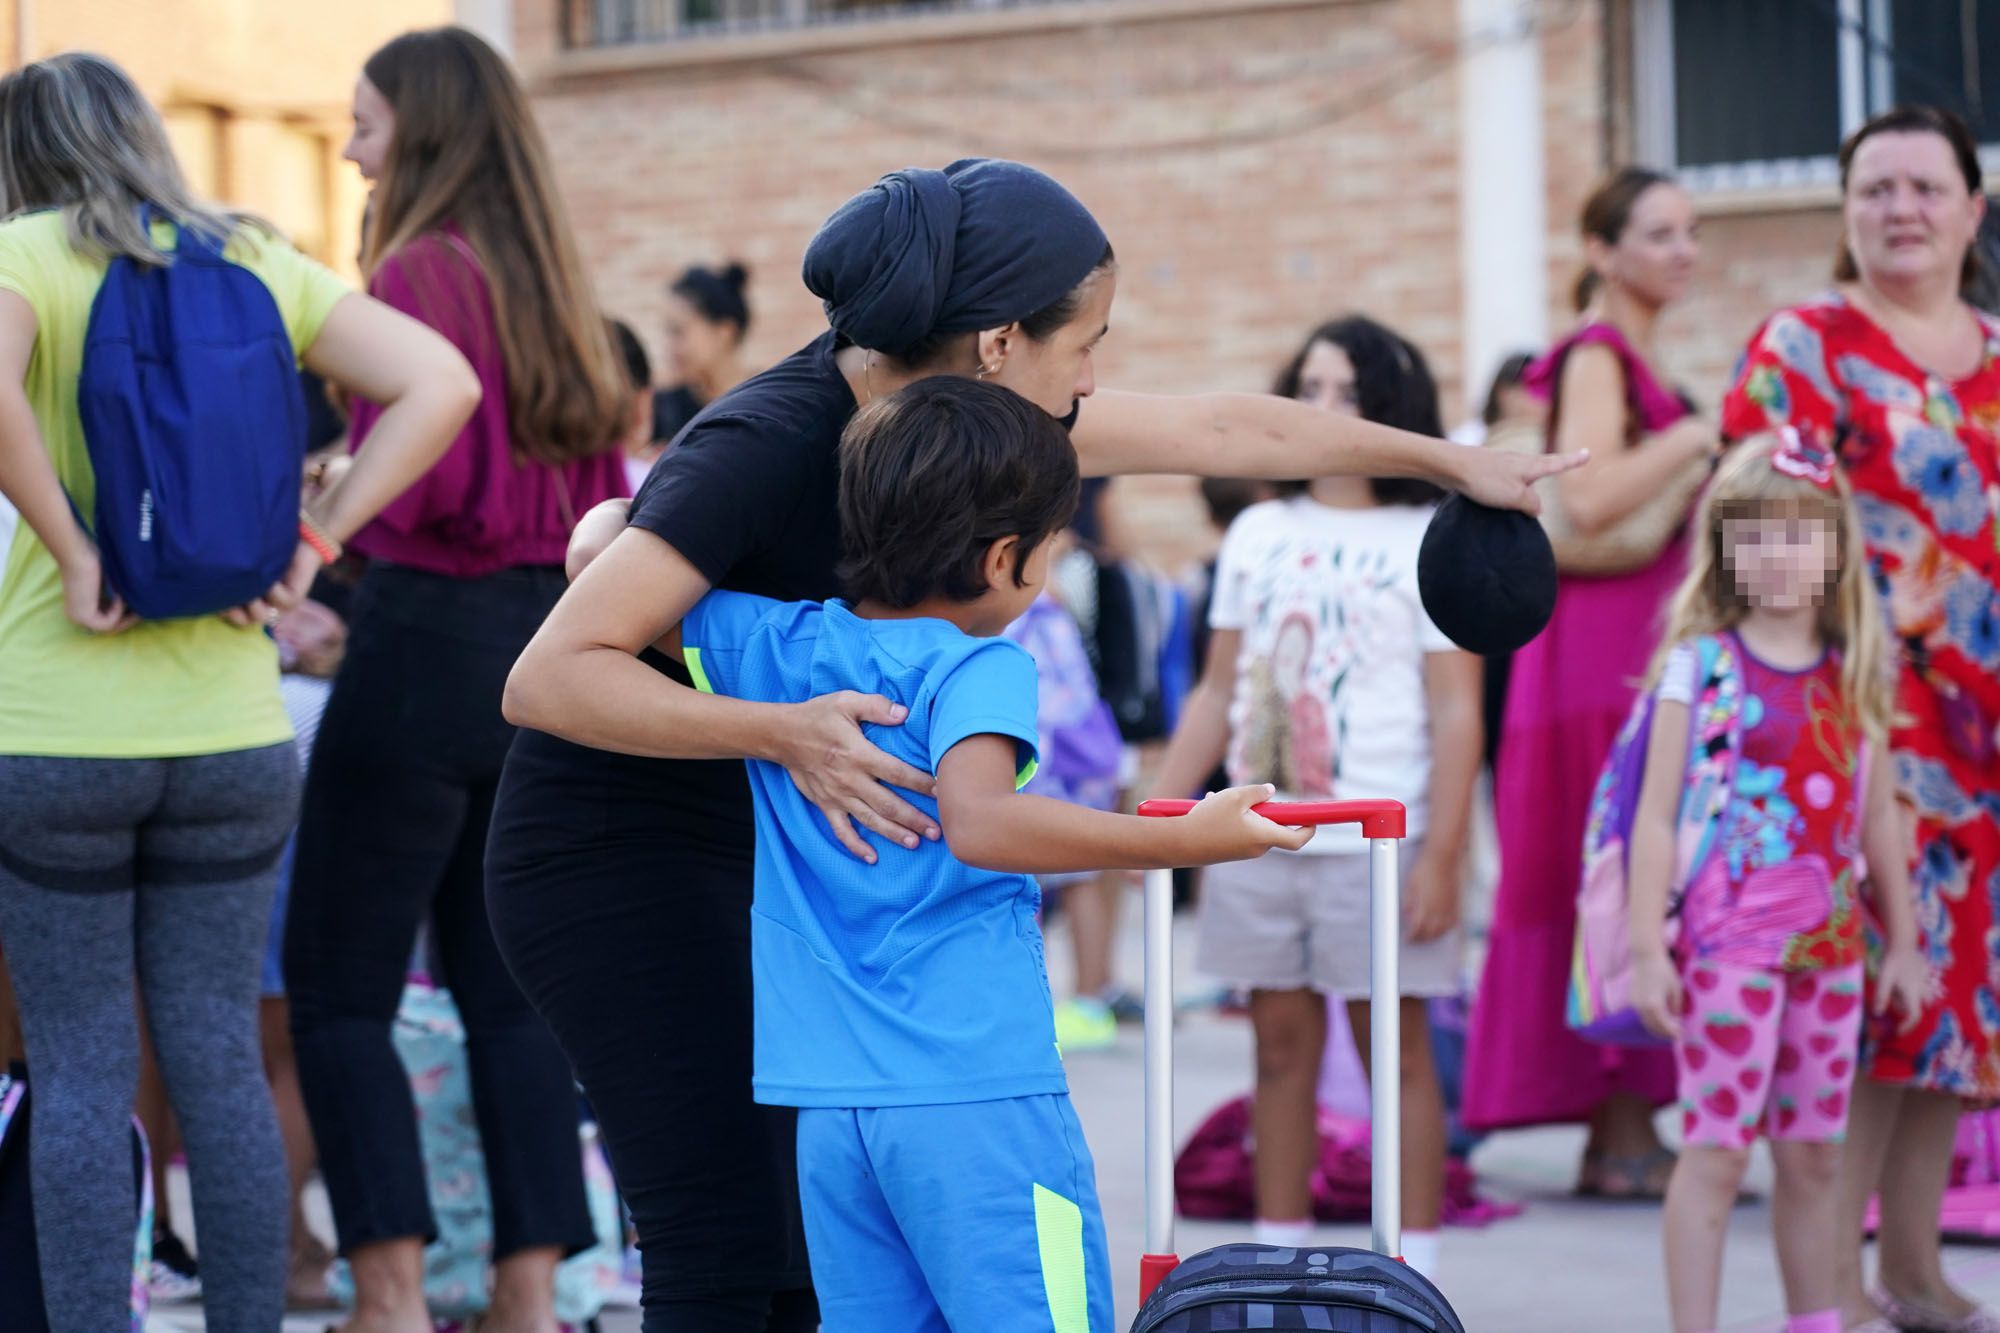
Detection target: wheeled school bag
<box><xmin>77</xmin><ymin>209</ymin><xmax>308</xmax><ymax>620</ymax></box>
<box><xmin>1128</xmin><ymin>800</ymin><xmax>1467</xmax><ymax>1333</ymax></box>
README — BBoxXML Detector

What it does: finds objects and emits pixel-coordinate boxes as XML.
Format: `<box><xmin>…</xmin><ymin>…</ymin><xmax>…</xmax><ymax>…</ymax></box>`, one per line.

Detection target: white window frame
<box><xmin>1632</xmin><ymin>0</ymin><xmax>2000</xmax><ymax>194</ymax></box>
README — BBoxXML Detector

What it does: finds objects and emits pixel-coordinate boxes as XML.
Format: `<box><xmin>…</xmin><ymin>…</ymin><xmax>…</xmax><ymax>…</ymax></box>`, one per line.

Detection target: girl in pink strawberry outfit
<box><xmin>1626</xmin><ymin>435</ymin><xmax>1927</xmax><ymax>1333</ymax></box>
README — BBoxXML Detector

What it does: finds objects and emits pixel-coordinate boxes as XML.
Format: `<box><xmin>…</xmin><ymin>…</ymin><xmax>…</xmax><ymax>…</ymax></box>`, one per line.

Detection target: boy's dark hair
<box><xmin>1272</xmin><ymin>315</ymin><xmax>1447</xmax><ymax>506</ymax></box>
<box><xmin>838</xmin><ymin>376</ymin><xmax>1080</xmax><ymax>608</ymax></box>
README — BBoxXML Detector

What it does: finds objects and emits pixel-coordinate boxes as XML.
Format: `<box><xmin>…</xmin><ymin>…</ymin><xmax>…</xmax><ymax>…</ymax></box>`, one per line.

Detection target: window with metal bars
<box><xmin>1632</xmin><ymin>0</ymin><xmax>1999</xmax><ymax>191</ymax></box>
<box><xmin>565</xmin><ymin>0</ymin><xmax>1097</xmax><ymax>46</ymax></box>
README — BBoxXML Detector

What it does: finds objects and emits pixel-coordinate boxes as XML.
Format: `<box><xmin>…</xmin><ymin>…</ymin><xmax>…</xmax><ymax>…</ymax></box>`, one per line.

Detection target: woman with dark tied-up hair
<box><xmin>491</xmin><ymin>157</ymin><xmax>1585</xmax><ymax>1330</ymax></box>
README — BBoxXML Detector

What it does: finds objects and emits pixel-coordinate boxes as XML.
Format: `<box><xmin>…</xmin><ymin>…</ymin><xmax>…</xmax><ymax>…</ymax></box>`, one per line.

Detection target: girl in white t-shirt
<box><xmin>1152</xmin><ymin>316</ymin><xmax>1483</xmax><ymax>1283</ymax></box>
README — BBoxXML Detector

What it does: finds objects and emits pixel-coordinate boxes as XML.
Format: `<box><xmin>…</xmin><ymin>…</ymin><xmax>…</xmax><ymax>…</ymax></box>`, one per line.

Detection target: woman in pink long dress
<box><xmin>1463</xmin><ymin>168</ymin><xmax>1721</xmax><ymax>1197</ymax></box>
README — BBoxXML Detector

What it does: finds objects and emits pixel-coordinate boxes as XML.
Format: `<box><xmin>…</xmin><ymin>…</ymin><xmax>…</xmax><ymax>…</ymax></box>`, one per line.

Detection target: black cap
<box><xmin>1417</xmin><ymin>494</ymin><xmax>1558</xmax><ymax>654</ymax></box>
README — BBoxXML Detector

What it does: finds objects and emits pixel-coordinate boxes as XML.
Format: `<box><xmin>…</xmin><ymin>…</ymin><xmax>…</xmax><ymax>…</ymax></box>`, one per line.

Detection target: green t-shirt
<box><xmin>0</xmin><ymin>211</ymin><xmax>351</xmax><ymax>758</ymax></box>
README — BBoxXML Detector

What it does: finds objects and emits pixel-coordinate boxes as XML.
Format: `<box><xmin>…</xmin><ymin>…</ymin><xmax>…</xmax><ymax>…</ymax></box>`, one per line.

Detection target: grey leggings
<box><xmin>0</xmin><ymin>745</ymin><xmax>297</xmax><ymax>1333</ymax></box>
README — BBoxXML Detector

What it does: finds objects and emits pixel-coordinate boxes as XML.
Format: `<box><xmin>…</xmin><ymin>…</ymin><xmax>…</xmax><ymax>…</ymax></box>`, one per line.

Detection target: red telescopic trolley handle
<box><xmin>1129</xmin><ymin>797</ymin><xmax>1409</xmax><ymax>1307</ymax></box>
<box><xmin>1136</xmin><ymin>798</ymin><xmax>1406</xmax><ymax>839</ymax></box>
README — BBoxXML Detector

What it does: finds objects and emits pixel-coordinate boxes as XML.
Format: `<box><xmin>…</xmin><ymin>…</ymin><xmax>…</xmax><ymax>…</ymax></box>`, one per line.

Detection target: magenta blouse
<box><xmin>346</xmin><ymin>230</ymin><xmax>629</xmax><ymax>578</ymax></box>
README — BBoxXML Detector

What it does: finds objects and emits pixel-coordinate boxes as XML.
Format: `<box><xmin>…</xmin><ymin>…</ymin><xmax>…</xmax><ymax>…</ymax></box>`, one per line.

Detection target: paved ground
<box><xmin>151</xmin><ymin>908</ymin><xmax>2000</xmax><ymax>1333</ymax></box>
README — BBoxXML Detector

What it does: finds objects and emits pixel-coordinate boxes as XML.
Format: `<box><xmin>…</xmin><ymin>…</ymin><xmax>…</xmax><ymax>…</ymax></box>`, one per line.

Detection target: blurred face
<box><xmin>344</xmin><ymin>76</ymin><xmax>394</xmax><ymax>183</ymax></box>
<box><xmin>989</xmin><ymin>268</ymin><xmax>1117</xmax><ymax>418</ymax></box>
<box><xmin>1844</xmin><ymin>130</ymin><xmax>1984</xmax><ymax>291</ymax></box>
<box><xmin>1589</xmin><ymin>183</ymin><xmax>1699</xmax><ymax>308</ymax></box>
<box><xmin>663</xmin><ymin>292</ymin><xmax>741</xmax><ymax>387</ymax></box>
<box><xmin>1722</xmin><ymin>506</ymin><xmax>1838</xmax><ymax>612</ymax></box>
<box><xmin>1293</xmin><ymin>341</ymin><xmax>1359</xmax><ymax>416</ymax></box>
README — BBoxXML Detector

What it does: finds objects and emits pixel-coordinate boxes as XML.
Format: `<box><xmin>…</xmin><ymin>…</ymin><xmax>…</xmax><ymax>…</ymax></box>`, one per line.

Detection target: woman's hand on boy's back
<box><xmin>1174</xmin><ymin>784</ymin><xmax>1315</xmax><ymax>864</ymax></box>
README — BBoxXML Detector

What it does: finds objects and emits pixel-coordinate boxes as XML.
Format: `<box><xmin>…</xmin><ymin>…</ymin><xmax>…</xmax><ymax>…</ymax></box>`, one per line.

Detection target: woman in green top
<box><xmin>0</xmin><ymin>54</ymin><xmax>479</xmax><ymax>1333</ymax></box>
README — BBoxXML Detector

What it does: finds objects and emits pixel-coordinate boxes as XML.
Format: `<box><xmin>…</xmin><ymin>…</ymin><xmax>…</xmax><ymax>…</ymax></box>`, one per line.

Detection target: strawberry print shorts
<box><xmin>1675</xmin><ymin>958</ymin><xmax>1865</xmax><ymax>1150</ymax></box>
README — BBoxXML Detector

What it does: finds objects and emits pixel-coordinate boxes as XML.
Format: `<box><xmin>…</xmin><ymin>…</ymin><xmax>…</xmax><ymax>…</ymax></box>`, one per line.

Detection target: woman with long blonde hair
<box><xmin>282</xmin><ymin>26</ymin><xmax>629</xmax><ymax>1333</ymax></box>
<box><xmin>0</xmin><ymin>52</ymin><xmax>477</xmax><ymax>1332</ymax></box>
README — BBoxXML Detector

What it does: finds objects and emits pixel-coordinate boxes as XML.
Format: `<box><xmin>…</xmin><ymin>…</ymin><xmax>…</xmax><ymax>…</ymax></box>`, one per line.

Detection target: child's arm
<box><xmin>1409</xmin><ymin>650</ymin><xmax>1482</xmax><ymax>942</ymax></box>
<box><xmin>1147</xmin><ymin>628</ymin><xmax>1241</xmax><ymax>801</ymax></box>
<box><xmin>1861</xmin><ymin>750</ymin><xmax>1927</xmax><ymax>1032</ymax></box>
<box><xmin>937</xmin><ymin>733</ymin><xmax>1312</xmax><ymax>875</ymax></box>
<box><xmin>1629</xmin><ymin>694</ymin><xmax>1692</xmax><ymax>1039</ymax></box>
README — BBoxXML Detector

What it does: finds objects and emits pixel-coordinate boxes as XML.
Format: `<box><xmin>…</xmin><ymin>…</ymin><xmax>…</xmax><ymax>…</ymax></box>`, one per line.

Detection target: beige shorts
<box><xmin>1194</xmin><ymin>842</ymin><xmax>1463</xmax><ymax>999</ymax></box>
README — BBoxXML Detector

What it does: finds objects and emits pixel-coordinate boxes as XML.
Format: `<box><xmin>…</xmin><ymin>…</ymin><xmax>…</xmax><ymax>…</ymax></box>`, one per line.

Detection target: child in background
<box><xmin>1002</xmin><ymin>538</ymin><xmax>1128</xmax><ymax>1053</ymax></box>
<box><xmin>667</xmin><ymin>377</ymin><xmax>1312</xmax><ymax>1331</ymax></box>
<box><xmin>609</xmin><ymin>319</ymin><xmax>663</xmax><ymax>493</ymax></box>
<box><xmin>1624</xmin><ymin>433</ymin><xmax>1925</xmax><ymax>1333</ymax></box>
<box><xmin>1151</xmin><ymin>316</ymin><xmax>1482</xmax><ymax>1284</ymax></box>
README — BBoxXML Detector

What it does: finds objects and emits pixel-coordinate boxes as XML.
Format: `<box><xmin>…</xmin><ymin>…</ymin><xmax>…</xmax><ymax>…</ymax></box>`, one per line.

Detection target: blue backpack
<box><xmin>77</xmin><ymin>214</ymin><xmax>306</xmax><ymax>620</ymax></box>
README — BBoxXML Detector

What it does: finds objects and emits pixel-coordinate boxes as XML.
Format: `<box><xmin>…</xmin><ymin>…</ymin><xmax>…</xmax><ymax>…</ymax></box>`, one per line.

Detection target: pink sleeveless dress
<box><xmin>1462</xmin><ymin>323</ymin><xmax>1689</xmax><ymax>1130</ymax></box>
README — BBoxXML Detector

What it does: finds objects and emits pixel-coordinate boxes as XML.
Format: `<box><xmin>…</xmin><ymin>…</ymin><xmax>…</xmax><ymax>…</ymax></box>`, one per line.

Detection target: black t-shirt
<box><xmin>630</xmin><ymin>336</ymin><xmax>849</xmax><ymax>603</ymax></box>
<box><xmin>502</xmin><ymin>333</ymin><xmax>1078</xmax><ymax>851</ymax></box>
<box><xmin>503</xmin><ymin>335</ymin><xmax>855</xmax><ymax>843</ymax></box>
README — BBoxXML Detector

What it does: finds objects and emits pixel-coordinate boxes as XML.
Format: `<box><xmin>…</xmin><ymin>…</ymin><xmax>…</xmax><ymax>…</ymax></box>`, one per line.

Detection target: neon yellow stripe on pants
<box><xmin>1033</xmin><ymin>1182</ymin><xmax>1089</xmax><ymax>1333</ymax></box>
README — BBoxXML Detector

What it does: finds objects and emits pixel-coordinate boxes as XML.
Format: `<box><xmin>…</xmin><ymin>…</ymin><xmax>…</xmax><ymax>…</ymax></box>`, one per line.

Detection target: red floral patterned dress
<box><xmin>1724</xmin><ymin>294</ymin><xmax>2000</xmax><ymax>1097</ymax></box>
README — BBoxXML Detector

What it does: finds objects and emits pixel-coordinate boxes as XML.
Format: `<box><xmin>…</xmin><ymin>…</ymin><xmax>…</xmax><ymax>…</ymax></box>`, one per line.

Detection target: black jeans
<box><xmin>487</xmin><ymin>731</ymin><xmax>816</xmax><ymax>1331</ymax></box>
<box><xmin>286</xmin><ymin>563</ymin><xmax>593</xmax><ymax>1260</ymax></box>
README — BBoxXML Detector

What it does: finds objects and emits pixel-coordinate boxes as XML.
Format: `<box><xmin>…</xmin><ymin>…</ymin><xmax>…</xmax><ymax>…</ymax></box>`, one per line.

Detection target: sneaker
<box><xmin>1054</xmin><ymin>997</ymin><xmax>1117</xmax><ymax>1054</ymax></box>
<box><xmin>148</xmin><ymin>1228</ymin><xmax>201</xmax><ymax>1304</ymax></box>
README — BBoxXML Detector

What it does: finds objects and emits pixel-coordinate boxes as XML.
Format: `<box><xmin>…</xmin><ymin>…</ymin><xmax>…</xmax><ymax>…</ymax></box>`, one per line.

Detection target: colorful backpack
<box><xmin>1566</xmin><ymin>633</ymin><xmax>1747</xmax><ymax>1046</ymax></box>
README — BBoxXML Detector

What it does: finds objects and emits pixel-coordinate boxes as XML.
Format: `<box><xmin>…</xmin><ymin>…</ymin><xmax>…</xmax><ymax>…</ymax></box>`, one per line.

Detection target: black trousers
<box><xmin>286</xmin><ymin>564</ymin><xmax>593</xmax><ymax>1261</ymax></box>
<box><xmin>486</xmin><ymin>730</ymin><xmax>816</xmax><ymax>1332</ymax></box>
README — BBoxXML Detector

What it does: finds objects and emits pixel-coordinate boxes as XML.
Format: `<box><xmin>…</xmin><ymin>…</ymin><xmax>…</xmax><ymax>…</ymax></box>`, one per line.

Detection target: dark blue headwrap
<box><xmin>802</xmin><ymin>158</ymin><xmax>1109</xmax><ymax>358</ymax></box>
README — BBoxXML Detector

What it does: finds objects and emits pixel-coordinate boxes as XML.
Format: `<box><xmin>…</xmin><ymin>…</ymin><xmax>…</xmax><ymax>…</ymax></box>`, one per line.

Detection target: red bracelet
<box><xmin>298</xmin><ymin>511</ymin><xmax>341</xmax><ymax>564</ymax></box>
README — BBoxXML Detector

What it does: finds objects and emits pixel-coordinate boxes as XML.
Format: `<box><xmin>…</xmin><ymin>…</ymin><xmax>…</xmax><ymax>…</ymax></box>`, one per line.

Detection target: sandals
<box><xmin>1872</xmin><ymin>1286</ymin><xmax>2000</xmax><ymax>1333</ymax></box>
<box><xmin>1576</xmin><ymin>1147</ymin><xmax>1676</xmax><ymax>1200</ymax></box>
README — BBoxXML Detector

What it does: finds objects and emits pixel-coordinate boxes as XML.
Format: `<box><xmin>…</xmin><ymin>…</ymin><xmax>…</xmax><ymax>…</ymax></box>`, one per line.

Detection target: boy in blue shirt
<box><xmin>670</xmin><ymin>377</ymin><xmax>1313</xmax><ymax>1332</ymax></box>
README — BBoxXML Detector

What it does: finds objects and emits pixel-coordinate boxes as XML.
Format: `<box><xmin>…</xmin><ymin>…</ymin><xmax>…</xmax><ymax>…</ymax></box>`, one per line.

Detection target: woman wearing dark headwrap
<box><xmin>488</xmin><ymin>159</ymin><xmax>1576</xmax><ymax>1331</ymax></box>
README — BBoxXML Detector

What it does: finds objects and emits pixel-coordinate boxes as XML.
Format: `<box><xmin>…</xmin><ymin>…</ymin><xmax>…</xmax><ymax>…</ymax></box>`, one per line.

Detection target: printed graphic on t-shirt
<box><xmin>1210</xmin><ymin>499</ymin><xmax>1452</xmax><ymax>850</ymax></box>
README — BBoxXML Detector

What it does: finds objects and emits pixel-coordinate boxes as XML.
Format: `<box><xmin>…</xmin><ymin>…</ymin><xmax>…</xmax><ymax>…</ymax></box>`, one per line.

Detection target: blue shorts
<box><xmin>797</xmin><ymin>1093</ymin><xmax>1113</xmax><ymax>1332</ymax></box>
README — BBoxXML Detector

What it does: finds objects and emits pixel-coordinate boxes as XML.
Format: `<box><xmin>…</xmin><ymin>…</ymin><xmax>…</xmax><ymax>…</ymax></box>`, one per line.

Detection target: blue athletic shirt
<box><xmin>681</xmin><ymin>590</ymin><xmax>1066</xmax><ymax>1108</ymax></box>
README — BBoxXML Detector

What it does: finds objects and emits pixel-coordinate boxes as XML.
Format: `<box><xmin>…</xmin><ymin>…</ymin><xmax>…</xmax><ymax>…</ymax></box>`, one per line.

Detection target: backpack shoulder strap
<box><xmin>1667</xmin><ymin>633</ymin><xmax>1748</xmax><ymax>915</ymax></box>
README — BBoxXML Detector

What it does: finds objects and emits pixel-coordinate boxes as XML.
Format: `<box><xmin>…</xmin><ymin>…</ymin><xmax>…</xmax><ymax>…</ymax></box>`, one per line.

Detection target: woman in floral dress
<box><xmin>1723</xmin><ymin>105</ymin><xmax>2000</xmax><ymax>1333</ymax></box>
